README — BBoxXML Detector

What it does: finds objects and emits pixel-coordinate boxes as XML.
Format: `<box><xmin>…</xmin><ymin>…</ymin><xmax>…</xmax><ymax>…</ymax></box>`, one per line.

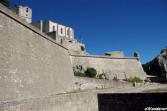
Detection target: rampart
<box><xmin>71</xmin><ymin>55</ymin><xmax>146</xmax><ymax>80</ymax></box>
<box><xmin>0</xmin><ymin>91</ymin><xmax>98</xmax><ymax>111</ymax></box>
<box><xmin>0</xmin><ymin>4</ymin><xmax>74</xmax><ymax>102</ymax></box>
<box><xmin>105</xmin><ymin>51</ymin><xmax>124</xmax><ymax>57</ymax></box>
<box><xmin>0</xmin><ymin>3</ymin><xmax>148</xmax><ymax>111</ymax></box>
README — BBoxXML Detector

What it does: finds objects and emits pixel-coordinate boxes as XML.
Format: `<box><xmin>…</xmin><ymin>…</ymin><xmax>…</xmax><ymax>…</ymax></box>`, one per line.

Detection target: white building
<box><xmin>12</xmin><ymin>5</ymin><xmax>75</xmax><ymax>43</ymax></box>
<box><xmin>43</xmin><ymin>20</ymin><xmax>74</xmax><ymax>40</ymax></box>
<box><xmin>12</xmin><ymin>5</ymin><xmax>32</xmax><ymax>23</ymax></box>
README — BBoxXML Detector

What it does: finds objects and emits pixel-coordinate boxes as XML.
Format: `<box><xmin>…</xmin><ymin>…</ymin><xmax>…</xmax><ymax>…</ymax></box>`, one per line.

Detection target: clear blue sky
<box><xmin>10</xmin><ymin>0</ymin><xmax>167</xmax><ymax>64</ymax></box>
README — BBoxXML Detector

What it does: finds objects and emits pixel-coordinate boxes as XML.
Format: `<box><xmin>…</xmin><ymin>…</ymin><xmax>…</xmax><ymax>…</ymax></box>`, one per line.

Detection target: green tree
<box><xmin>0</xmin><ymin>0</ymin><xmax>10</xmax><ymax>7</ymax></box>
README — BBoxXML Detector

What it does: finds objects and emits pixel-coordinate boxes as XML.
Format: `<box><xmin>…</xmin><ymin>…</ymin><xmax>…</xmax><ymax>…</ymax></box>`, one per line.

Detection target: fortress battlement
<box><xmin>0</xmin><ymin>3</ymin><xmax>147</xmax><ymax>111</ymax></box>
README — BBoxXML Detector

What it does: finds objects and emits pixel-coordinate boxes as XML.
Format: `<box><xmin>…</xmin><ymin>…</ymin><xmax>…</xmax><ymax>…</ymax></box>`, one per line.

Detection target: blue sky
<box><xmin>10</xmin><ymin>0</ymin><xmax>167</xmax><ymax>64</ymax></box>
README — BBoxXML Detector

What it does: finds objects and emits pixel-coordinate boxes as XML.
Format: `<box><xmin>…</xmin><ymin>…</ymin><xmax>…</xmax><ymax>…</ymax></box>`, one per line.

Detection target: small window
<box><xmin>61</xmin><ymin>28</ymin><xmax>63</xmax><ymax>34</ymax></box>
<box><xmin>53</xmin><ymin>26</ymin><xmax>55</xmax><ymax>31</ymax></box>
<box><xmin>26</xmin><ymin>8</ymin><xmax>29</xmax><ymax>13</ymax></box>
<box><xmin>81</xmin><ymin>46</ymin><xmax>85</xmax><ymax>51</ymax></box>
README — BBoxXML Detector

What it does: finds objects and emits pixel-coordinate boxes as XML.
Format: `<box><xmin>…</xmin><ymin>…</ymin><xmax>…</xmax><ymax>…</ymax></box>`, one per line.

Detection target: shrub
<box><xmin>113</xmin><ymin>76</ymin><xmax>118</xmax><ymax>81</ymax></box>
<box><xmin>97</xmin><ymin>72</ymin><xmax>109</xmax><ymax>80</ymax></box>
<box><xmin>85</xmin><ymin>67</ymin><xmax>97</xmax><ymax>78</ymax></box>
<box><xmin>74</xmin><ymin>72</ymin><xmax>86</xmax><ymax>77</ymax></box>
<box><xmin>98</xmin><ymin>74</ymin><xmax>103</xmax><ymax>79</ymax></box>
<box><xmin>126</xmin><ymin>76</ymin><xmax>143</xmax><ymax>83</ymax></box>
<box><xmin>144</xmin><ymin>78</ymin><xmax>150</xmax><ymax>82</ymax></box>
<box><xmin>98</xmin><ymin>73</ymin><xmax>106</xmax><ymax>79</ymax></box>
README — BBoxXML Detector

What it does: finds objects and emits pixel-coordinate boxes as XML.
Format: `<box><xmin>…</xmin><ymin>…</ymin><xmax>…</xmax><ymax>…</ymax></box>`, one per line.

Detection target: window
<box><xmin>81</xmin><ymin>46</ymin><xmax>85</xmax><ymax>51</ymax></box>
<box><xmin>61</xmin><ymin>28</ymin><xmax>63</xmax><ymax>34</ymax></box>
<box><xmin>53</xmin><ymin>26</ymin><xmax>55</xmax><ymax>31</ymax></box>
<box><xmin>26</xmin><ymin>8</ymin><xmax>29</xmax><ymax>13</ymax></box>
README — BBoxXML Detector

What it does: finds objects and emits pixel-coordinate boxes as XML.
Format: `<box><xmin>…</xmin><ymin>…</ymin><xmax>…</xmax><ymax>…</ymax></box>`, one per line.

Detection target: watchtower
<box><xmin>12</xmin><ymin>5</ymin><xmax>32</xmax><ymax>23</ymax></box>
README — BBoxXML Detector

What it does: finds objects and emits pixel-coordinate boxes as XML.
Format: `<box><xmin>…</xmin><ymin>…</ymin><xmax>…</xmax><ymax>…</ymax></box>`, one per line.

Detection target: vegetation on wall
<box><xmin>74</xmin><ymin>71</ymin><xmax>86</xmax><ymax>77</ymax></box>
<box><xmin>74</xmin><ymin>67</ymin><xmax>97</xmax><ymax>78</ymax></box>
<box><xmin>144</xmin><ymin>78</ymin><xmax>150</xmax><ymax>82</ymax></box>
<box><xmin>98</xmin><ymin>72</ymin><xmax>108</xmax><ymax>80</ymax></box>
<box><xmin>113</xmin><ymin>76</ymin><xmax>118</xmax><ymax>81</ymax></box>
<box><xmin>0</xmin><ymin>0</ymin><xmax>10</xmax><ymax>7</ymax></box>
<box><xmin>98</xmin><ymin>74</ymin><xmax>104</xmax><ymax>79</ymax></box>
<box><xmin>125</xmin><ymin>76</ymin><xmax>143</xmax><ymax>83</ymax></box>
<box><xmin>85</xmin><ymin>67</ymin><xmax>97</xmax><ymax>78</ymax></box>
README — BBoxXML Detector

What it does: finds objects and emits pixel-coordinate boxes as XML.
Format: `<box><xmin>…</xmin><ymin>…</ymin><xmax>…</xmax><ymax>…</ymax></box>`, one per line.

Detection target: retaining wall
<box><xmin>71</xmin><ymin>55</ymin><xmax>146</xmax><ymax>80</ymax></box>
<box><xmin>0</xmin><ymin>92</ymin><xmax>98</xmax><ymax>111</ymax></box>
<box><xmin>74</xmin><ymin>76</ymin><xmax>132</xmax><ymax>90</ymax></box>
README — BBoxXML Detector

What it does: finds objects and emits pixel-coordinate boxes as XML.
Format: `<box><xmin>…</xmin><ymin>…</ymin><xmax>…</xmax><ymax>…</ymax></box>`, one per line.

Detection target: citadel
<box><xmin>0</xmin><ymin>4</ymin><xmax>149</xmax><ymax>111</ymax></box>
<box><xmin>10</xmin><ymin>5</ymin><xmax>146</xmax><ymax>79</ymax></box>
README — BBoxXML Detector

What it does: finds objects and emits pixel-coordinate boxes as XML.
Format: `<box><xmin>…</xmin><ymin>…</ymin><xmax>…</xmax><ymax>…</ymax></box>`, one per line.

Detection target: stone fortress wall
<box><xmin>0</xmin><ymin>3</ymin><xmax>147</xmax><ymax>111</ymax></box>
<box><xmin>105</xmin><ymin>51</ymin><xmax>124</xmax><ymax>57</ymax></box>
<box><xmin>74</xmin><ymin>76</ymin><xmax>132</xmax><ymax>90</ymax></box>
<box><xmin>31</xmin><ymin>20</ymin><xmax>43</xmax><ymax>32</ymax></box>
<box><xmin>1</xmin><ymin>91</ymin><xmax>99</xmax><ymax>111</ymax></box>
<box><xmin>0</xmin><ymin>4</ymin><xmax>74</xmax><ymax>102</ymax></box>
<box><xmin>71</xmin><ymin>54</ymin><xmax>146</xmax><ymax>80</ymax></box>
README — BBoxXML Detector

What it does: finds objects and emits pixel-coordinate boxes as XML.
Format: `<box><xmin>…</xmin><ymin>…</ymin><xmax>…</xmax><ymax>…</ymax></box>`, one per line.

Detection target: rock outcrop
<box><xmin>143</xmin><ymin>46</ymin><xmax>167</xmax><ymax>78</ymax></box>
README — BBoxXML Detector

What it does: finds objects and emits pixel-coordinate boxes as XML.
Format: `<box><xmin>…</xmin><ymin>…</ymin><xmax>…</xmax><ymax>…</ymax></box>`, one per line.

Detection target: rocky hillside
<box><xmin>143</xmin><ymin>46</ymin><xmax>167</xmax><ymax>78</ymax></box>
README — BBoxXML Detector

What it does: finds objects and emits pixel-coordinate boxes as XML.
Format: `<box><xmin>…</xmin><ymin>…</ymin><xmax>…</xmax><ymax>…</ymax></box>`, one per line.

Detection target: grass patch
<box><xmin>56</xmin><ymin>87</ymin><xmax>112</xmax><ymax>95</ymax></box>
<box><xmin>126</xmin><ymin>76</ymin><xmax>143</xmax><ymax>83</ymax></box>
<box><xmin>143</xmin><ymin>88</ymin><xmax>167</xmax><ymax>93</ymax></box>
<box><xmin>74</xmin><ymin>72</ymin><xmax>86</xmax><ymax>77</ymax></box>
<box><xmin>144</xmin><ymin>78</ymin><xmax>150</xmax><ymax>82</ymax></box>
<box><xmin>56</xmin><ymin>89</ymin><xmax>87</xmax><ymax>95</ymax></box>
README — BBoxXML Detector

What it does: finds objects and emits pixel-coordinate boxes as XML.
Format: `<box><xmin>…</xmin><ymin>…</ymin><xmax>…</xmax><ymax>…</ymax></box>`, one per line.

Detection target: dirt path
<box><xmin>96</xmin><ymin>83</ymin><xmax>167</xmax><ymax>93</ymax></box>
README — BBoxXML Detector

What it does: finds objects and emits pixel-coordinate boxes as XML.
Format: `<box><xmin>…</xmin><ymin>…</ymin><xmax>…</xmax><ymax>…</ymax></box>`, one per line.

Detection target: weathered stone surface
<box><xmin>0</xmin><ymin>3</ymin><xmax>149</xmax><ymax>111</ymax></box>
<box><xmin>0</xmin><ymin>3</ymin><xmax>74</xmax><ymax>102</ymax></box>
<box><xmin>71</xmin><ymin>55</ymin><xmax>146</xmax><ymax>80</ymax></box>
<box><xmin>143</xmin><ymin>46</ymin><xmax>167</xmax><ymax>78</ymax></box>
<box><xmin>0</xmin><ymin>92</ymin><xmax>98</xmax><ymax>111</ymax></box>
<box><xmin>74</xmin><ymin>76</ymin><xmax>132</xmax><ymax>90</ymax></box>
<box><xmin>63</xmin><ymin>40</ymin><xmax>87</xmax><ymax>55</ymax></box>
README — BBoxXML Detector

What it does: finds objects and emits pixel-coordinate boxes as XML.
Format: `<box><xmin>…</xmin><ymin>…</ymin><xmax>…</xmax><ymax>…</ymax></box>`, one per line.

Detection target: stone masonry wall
<box><xmin>0</xmin><ymin>4</ymin><xmax>74</xmax><ymax>102</ymax></box>
<box><xmin>74</xmin><ymin>76</ymin><xmax>132</xmax><ymax>90</ymax></box>
<box><xmin>71</xmin><ymin>55</ymin><xmax>146</xmax><ymax>80</ymax></box>
<box><xmin>0</xmin><ymin>92</ymin><xmax>98</xmax><ymax>111</ymax></box>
